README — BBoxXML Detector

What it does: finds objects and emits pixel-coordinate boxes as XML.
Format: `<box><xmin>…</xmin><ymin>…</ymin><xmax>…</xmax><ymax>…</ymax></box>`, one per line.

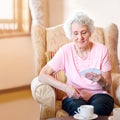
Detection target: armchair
<box><xmin>31</xmin><ymin>23</ymin><xmax>120</xmax><ymax>120</ymax></box>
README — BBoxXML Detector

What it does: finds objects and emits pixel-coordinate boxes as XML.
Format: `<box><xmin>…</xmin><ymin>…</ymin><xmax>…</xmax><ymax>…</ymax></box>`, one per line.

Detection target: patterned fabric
<box><xmin>45</xmin><ymin>51</ymin><xmax>55</xmax><ymax>62</ymax></box>
<box><xmin>29</xmin><ymin>0</ymin><xmax>48</xmax><ymax>26</ymax></box>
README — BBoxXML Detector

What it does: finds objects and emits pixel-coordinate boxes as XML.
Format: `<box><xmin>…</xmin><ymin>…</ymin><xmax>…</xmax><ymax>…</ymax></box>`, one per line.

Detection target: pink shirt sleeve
<box><xmin>101</xmin><ymin>49</ymin><xmax>111</xmax><ymax>72</ymax></box>
<box><xmin>47</xmin><ymin>47</ymin><xmax>65</xmax><ymax>72</ymax></box>
<box><xmin>91</xmin><ymin>43</ymin><xmax>111</xmax><ymax>72</ymax></box>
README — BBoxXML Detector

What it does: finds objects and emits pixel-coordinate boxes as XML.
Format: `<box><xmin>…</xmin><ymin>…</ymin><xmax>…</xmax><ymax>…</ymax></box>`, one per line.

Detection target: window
<box><xmin>0</xmin><ymin>0</ymin><xmax>31</xmax><ymax>37</ymax></box>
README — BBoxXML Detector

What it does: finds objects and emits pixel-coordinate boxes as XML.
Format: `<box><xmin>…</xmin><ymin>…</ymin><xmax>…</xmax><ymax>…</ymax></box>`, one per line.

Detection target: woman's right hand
<box><xmin>65</xmin><ymin>85</ymin><xmax>81</xmax><ymax>99</ymax></box>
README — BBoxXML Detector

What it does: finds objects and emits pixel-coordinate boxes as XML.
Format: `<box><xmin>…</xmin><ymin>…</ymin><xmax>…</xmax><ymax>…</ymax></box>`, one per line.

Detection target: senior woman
<box><xmin>38</xmin><ymin>11</ymin><xmax>114</xmax><ymax>116</ymax></box>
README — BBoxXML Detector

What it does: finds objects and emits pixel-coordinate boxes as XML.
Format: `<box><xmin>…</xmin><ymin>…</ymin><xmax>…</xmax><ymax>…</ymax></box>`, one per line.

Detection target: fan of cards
<box><xmin>80</xmin><ymin>68</ymin><xmax>102</xmax><ymax>76</ymax></box>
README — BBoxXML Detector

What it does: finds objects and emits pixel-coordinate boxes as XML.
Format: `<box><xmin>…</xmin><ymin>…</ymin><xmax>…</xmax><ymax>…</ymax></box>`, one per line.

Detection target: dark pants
<box><xmin>62</xmin><ymin>93</ymin><xmax>114</xmax><ymax>116</ymax></box>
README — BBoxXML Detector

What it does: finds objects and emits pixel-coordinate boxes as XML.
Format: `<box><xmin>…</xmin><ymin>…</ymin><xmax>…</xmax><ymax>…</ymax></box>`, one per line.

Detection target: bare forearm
<box><xmin>38</xmin><ymin>73</ymin><xmax>67</xmax><ymax>92</ymax></box>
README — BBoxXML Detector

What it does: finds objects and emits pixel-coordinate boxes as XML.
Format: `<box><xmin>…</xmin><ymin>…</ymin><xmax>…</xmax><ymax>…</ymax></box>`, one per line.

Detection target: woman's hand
<box><xmin>65</xmin><ymin>85</ymin><xmax>81</xmax><ymax>99</ymax></box>
<box><xmin>85</xmin><ymin>72</ymin><xmax>101</xmax><ymax>82</ymax></box>
<box><xmin>85</xmin><ymin>72</ymin><xmax>111</xmax><ymax>90</ymax></box>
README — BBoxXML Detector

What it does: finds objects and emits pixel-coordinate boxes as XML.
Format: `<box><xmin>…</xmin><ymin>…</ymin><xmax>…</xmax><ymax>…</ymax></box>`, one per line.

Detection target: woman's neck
<box><xmin>75</xmin><ymin>42</ymin><xmax>92</xmax><ymax>59</ymax></box>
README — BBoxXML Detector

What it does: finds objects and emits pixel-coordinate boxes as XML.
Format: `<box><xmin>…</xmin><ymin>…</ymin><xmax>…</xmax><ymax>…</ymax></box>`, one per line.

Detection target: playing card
<box><xmin>80</xmin><ymin>68</ymin><xmax>102</xmax><ymax>76</ymax></box>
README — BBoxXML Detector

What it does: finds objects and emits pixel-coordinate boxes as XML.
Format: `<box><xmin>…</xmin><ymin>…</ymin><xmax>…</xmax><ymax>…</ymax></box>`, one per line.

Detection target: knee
<box><xmin>90</xmin><ymin>94</ymin><xmax>114</xmax><ymax>115</ymax></box>
<box><xmin>94</xmin><ymin>101</ymin><xmax>114</xmax><ymax>115</ymax></box>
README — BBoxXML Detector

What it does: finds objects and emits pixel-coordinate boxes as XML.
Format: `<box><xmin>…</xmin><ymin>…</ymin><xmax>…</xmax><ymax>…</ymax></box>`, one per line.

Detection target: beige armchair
<box><xmin>31</xmin><ymin>23</ymin><xmax>120</xmax><ymax>120</ymax></box>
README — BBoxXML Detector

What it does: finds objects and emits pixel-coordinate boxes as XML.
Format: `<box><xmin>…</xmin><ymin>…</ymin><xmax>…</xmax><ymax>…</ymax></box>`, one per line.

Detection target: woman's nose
<box><xmin>77</xmin><ymin>34</ymin><xmax>83</xmax><ymax>40</ymax></box>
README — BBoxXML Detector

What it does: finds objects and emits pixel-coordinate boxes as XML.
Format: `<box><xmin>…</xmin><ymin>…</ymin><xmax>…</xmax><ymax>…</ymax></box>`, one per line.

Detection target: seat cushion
<box><xmin>56</xmin><ymin>100</ymin><xmax>69</xmax><ymax>117</ymax></box>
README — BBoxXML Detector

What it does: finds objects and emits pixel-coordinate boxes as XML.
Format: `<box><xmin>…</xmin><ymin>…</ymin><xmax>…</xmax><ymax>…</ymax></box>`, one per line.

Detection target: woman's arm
<box><xmin>39</xmin><ymin>64</ymin><xmax>81</xmax><ymax>98</ymax></box>
<box><xmin>39</xmin><ymin>64</ymin><xmax>67</xmax><ymax>92</ymax></box>
<box><xmin>98</xmin><ymin>71</ymin><xmax>112</xmax><ymax>90</ymax></box>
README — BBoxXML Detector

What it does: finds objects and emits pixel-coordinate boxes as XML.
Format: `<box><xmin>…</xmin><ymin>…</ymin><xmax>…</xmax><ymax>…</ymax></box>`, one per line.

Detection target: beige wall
<box><xmin>0</xmin><ymin>36</ymin><xmax>35</xmax><ymax>90</ymax></box>
<box><xmin>0</xmin><ymin>36</ymin><xmax>39</xmax><ymax>120</ymax></box>
<box><xmin>48</xmin><ymin>0</ymin><xmax>120</xmax><ymax>60</ymax></box>
<box><xmin>48</xmin><ymin>0</ymin><xmax>64</xmax><ymax>26</ymax></box>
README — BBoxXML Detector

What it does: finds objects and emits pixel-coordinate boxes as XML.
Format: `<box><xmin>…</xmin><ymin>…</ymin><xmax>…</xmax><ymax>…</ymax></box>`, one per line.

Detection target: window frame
<box><xmin>0</xmin><ymin>0</ymin><xmax>31</xmax><ymax>37</ymax></box>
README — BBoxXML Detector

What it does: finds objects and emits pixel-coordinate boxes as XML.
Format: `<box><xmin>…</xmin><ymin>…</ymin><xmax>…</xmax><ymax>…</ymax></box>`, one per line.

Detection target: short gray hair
<box><xmin>63</xmin><ymin>11</ymin><xmax>95</xmax><ymax>39</ymax></box>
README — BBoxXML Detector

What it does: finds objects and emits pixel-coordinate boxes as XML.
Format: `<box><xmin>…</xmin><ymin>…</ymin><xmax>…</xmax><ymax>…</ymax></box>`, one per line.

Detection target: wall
<box><xmin>0</xmin><ymin>36</ymin><xmax>35</xmax><ymax>90</ymax></box>
<box><xmin>48</xmin><ymin>0</ymin><xmax>120</xmax><ymax>60</ymax></box>
<box><xmin>0</xmin><ymin>36</ymin><xmax>39</xmax><ymax>120</ymax></box>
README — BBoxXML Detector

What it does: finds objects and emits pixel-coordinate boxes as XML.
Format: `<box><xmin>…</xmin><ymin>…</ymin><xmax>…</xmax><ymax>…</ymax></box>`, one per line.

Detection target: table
<box><xmin>47</xmin><ymin>115</ymin><xmax>109</xmax><ymax>120</ymax></box>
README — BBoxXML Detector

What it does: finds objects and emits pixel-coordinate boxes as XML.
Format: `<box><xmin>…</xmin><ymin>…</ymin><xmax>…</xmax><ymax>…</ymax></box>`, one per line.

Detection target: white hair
<box><xmin>63</xmin><ymin>11</ymin><xmax>95</xmax><ymax>40</ymax></box>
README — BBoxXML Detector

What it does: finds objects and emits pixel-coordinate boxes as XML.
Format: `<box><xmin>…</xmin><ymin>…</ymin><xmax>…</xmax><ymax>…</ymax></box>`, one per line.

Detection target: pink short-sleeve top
<box><xmin>47</xmin><ymin>42</ymin><xmax>111</xmax><ymax>100</ymax></box>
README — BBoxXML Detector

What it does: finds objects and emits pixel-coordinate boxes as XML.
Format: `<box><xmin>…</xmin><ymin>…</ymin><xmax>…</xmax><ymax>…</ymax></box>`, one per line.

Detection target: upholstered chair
<box><xmin>31</xmin><ymin>23</ymin><xmax>120</xmax><ymax>120</ymax></box>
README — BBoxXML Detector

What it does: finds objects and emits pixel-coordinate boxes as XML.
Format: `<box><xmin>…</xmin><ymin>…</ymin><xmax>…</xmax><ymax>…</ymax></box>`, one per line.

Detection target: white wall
<box><xmin>48</xmin><ymin>0</ymin><xmax>120</xmax><ymax>60</ymax></box>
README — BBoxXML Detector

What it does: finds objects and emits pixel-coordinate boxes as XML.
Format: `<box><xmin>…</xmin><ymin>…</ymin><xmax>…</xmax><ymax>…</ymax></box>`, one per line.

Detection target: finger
<box><xmin>75</xmin><ymin>88</ymin><xmax>81</xmax><ymax>94</ymax></box>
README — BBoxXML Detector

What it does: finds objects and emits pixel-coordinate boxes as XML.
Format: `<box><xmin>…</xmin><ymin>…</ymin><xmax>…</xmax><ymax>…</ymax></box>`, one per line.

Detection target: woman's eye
<box><xmin>81</xmin><ymin>31</ymin><xmax>87</xmax><ymax>35</ymax></box>
<box><xmin>73</xmin><ymin>31</ymin><xmax>88</xmax><ymax>36</ymax></box>
<box><xmin>74</xmin><ymin>31</ymin><xmax>78</xmax><ymax>35</ymax></box>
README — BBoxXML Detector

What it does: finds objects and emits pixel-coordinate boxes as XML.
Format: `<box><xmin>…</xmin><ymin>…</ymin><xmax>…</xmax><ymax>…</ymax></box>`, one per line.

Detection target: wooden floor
<box><xmin>0</xmin><ymin>86</ymin><xmax>40</xmax><ymax>120</ymax></box>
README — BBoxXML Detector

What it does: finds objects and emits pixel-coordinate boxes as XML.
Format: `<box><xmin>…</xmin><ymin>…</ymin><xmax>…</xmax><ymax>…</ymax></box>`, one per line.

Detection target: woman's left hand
<box><xmin>85</xmin><ymin>72</ymin><xmax>101</xmax><ymax>82</ymax></box>
<box><xmin>84</xmin><ymin>71</ymin><xmax>112</xmax><ymax>91</ymax></box>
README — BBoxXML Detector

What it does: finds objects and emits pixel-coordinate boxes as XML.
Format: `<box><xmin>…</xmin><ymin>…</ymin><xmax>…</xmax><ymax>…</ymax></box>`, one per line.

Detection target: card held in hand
<box><xmin>80</xmin><ymin>68</ymin><xmax>102</xmax><ymax>76</ymax></box>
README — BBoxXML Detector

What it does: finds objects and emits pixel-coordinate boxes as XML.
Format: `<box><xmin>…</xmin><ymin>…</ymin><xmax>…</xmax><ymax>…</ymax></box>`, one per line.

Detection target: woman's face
<box><xmin>71</xmin><ymin>23</ymin><xmax>91</xmax><ymax>49</ymax></box>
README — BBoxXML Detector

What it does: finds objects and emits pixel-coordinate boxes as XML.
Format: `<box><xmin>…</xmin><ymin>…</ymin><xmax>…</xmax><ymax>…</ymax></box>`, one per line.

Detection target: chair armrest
<box><xmin>31</xmin><ymin>77</ymin><xmax>56</xmax><ymax>119</ymax></box>
<box><xmin>31</xmin><ymin>77</ymin><xmax>55</xmax><ymax>104</ymax></box>
<box><xmin>111</xmin><ymin>73</ymin><xmax>120</xmax><ymax>106</ymax></box>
